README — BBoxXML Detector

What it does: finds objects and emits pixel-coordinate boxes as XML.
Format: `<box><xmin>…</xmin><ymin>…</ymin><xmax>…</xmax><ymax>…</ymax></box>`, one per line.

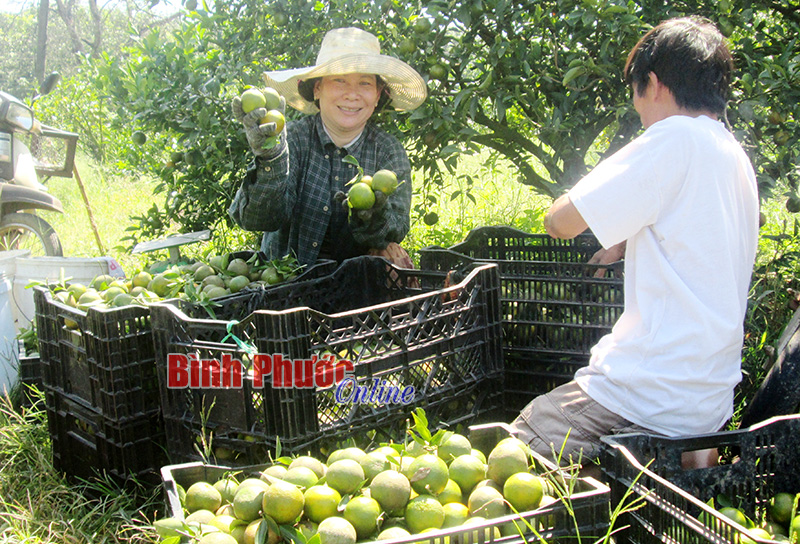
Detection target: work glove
<box><xmin>231</xmin><ymin>93</ymin><xmax>286</xmax><ymax>159</ymax></box>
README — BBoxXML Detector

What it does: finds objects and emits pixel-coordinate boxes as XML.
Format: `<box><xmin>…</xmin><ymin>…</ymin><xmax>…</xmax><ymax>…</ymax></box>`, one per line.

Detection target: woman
<box><xmin>229</xmin><ymin>27</ymin><xmax>427</xmax><ymax>266</ymax></box>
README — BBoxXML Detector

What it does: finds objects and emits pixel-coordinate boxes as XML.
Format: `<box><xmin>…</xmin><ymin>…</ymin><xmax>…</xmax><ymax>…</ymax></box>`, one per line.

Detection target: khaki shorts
<box><xmin>509</xmin><ymin>380</ymin><xmax>656</xmax><ymax>467</ymax></box>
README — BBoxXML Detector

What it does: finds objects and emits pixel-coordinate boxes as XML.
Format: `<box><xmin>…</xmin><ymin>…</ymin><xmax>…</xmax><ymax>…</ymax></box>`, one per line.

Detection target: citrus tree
<box><xmin>91</xmin><ymin>0</ymin><xmax>799</xmax><ymax>242</ymax></box>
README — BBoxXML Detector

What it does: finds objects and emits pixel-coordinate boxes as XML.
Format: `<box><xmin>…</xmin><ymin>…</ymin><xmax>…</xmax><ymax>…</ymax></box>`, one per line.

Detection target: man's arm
<box><xmin>544</xmin><ymin>194</ymin><xmax>589</xmax><ymax>239</ymax></box>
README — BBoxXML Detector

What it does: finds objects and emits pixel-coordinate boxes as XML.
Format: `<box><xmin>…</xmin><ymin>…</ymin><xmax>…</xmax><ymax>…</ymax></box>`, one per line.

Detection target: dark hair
<box><xmin>297</xmin><ymin>75</ymin><xmax>393</xmax><ymax>112</ymax></box>
<box><xmin>624</xmin><ymin>16</ymin><xmax>733</xmax><ymax>114</ymax></box>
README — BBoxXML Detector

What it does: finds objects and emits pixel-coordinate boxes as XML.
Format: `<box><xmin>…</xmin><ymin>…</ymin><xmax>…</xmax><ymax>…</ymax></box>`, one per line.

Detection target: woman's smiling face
<box><xmin>314</xmin><ymin>73</ymin><xmax>382</xmax><ymax>140</ymax></box>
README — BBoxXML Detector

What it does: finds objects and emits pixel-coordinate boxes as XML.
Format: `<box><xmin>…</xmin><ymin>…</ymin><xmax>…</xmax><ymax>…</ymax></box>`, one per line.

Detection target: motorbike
<box><xmin>0</xmin><ymin>73</ymin><xmax>78</xmax><ymax>256</ymax></box>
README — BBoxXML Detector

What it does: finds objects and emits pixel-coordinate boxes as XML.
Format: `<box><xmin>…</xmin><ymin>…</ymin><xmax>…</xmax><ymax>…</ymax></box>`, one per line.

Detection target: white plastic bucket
<box><xmin>0</xmin><ymin>271</ymin><xmax>19</xmax><ymax>394</ymax></box>
<box><xmin>12</xmin><ymin>257</ymin><xmax>123</xmax><ymax>329</ymax></box>
<box><xmin>0</xmin><ymin>250</ymin><xmax>31</xmax><ymax>332</ymax></box>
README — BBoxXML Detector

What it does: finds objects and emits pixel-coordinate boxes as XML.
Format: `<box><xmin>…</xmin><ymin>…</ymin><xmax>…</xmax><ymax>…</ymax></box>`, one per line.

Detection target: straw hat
<box><xmin>262</xmin><ymin>27</ymin><xmax>427</xmax><ymax>115</ymax></box>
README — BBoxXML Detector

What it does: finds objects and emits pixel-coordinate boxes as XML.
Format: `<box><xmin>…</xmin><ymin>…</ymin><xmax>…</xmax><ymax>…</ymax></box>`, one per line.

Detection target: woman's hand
<box><xmin>231</xmin><ymin>93</ymin><xmax>286</xmax><ymax>158</ymax></box>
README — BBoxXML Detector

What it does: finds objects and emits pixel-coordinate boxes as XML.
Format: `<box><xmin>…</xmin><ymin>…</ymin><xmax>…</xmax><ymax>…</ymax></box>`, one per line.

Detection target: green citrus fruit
<box><xmin>769</xmin><ymin>493</ymin><xmax>796</xmax><ymax>525</ymax></box>
<box><xmin>317</xmin><ymin>516</ymin><xmax>357</xmax><ymax>544</ymax></box>
<box><xmin>132</xmin><ymin>131</ymin><xmax>147</xmax><ymax>145</ymax></box>
<box><xmin>413</xmin><ymin>17</ymin><xmax>432</xmax><ymax>33</ymax></box>
<box><xmin>283</xmin><ymin>466</ymin><xmax>319</xmax><ymax>490</ymax></box>
<box><xmin>241</xmin><ymin>89</ymin><xmax>267</xmax><ymax>114</ymax></box>
<box><xmin>376</xmin><ymin>526</ymin><xmax>411</xmax><ymax>540</ymax></box>
<box><xmin>437</xmin><ymin>479</ymin><xmax>463</xmax><ymax>505</ymax></box>
<box><xmin>503</xmin><ymin>472</ymin><xmax>544</xmax><ymax>513</ymax></box>
<box><xmin>719</xmin><ymin>506</ymin><xmax>748</xmax><ymax>527</ymax></box>
<box><xmin>343</xmin><ymin>496</ymin><xmax>381</xmax><ymax>539</ymax></box>
<box><xmin>213</xmin><ymin>477</ymin><xmax>239</xmax><ymax>504</ymax></box>
<box><xmin>185</xmin><ymin>481</ymin><xmax>223</xmax><ymax>513</ymax></box>
<box><xmin>438</xmin><ymin>433</ymin><xmax>472</xmax><ymax>464</ymax></box>
<box><xmin>347</xmin><ymin>182</ymin><xmax>376</xmax><ymax>210</ymax></box>
<box><xmin>371</xmin><ymin>169</ymin><xmax>398</xmax><ymax>195</ymax></box>
<box><xmin>325</xmin><ymin>459</ymin><xmax>365</xmax><ymax>495</ymax></box>
<box><xmin>448</xmin><ymin>454</ymin><xmax>486</xmax><ymax>496</ymax></box>
<box><xmin>304</xmin><ymin>484</ymin><xmax>342</xmax><ymax>524</ymax></box>
<box><xmin>486</xmin><ymin>442</ymin><xmax>528</xmax><ymax>486</ymax></box>
<box><xmin>263</xmin><ymin>87</ymin><xmax>282</xmax><ymax>110</ymax></box>
<box><xmin>442</xmin><ymin>502</ymin><xmax>470</xmax><ymax>528</ymax></box>
<box><xmin>261</xmin><ymin>479</ymin><xmax>304</xmax><ymax>525</ymax></box>
<box><xmin>260</xmin><ymin>109</ymin><xmax>285</xmax><ymax>135</ymax></box>
<box><xmin>233</xmin><ymin>481</ymin><xmax>268</xmax><ymax>522</ymax></box>
<box><xmin>467</xmin><ymin>484</ymin><xmax>507</xmax><ymax>519</ymax></box>
<box><xmin>404</xmin><ymin>453</ymin><xmax>449</xmax><ymax>495</ymax></box>
<box><xmin>398</xmin><ymin>38</ymin><xmax>417</xmax><ymax>55</ymax></box>
<box><xmin>405</xmin><ymin>495</ymin><xmax>445</xmax><ymax>534</ymax></box>
<box><xmin>369</xmin><ymin>470</ymin><xmax>411</xmax><ymax>513</ymax></box>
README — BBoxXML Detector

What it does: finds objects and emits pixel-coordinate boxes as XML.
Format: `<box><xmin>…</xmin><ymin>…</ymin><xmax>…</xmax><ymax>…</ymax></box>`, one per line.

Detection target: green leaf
<box><xmin>562</xmin><ymin>65</ymin><xmax>587</xmax><ymax>87</ymax></box>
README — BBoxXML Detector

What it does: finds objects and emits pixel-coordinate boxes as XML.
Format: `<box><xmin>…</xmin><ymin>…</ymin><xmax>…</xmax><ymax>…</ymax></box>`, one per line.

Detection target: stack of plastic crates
<box><xmin>600</xmin><ymin>414</ymin><xmax>800</xmax><ymax>544</ymax></box>
<box><xmin>419</xmin><ymin>225</ymin><xmax>624</xmax><ymax>419</ymax></box>
<box><xmin>33</xmin><ymin>253</ymin><xmax>336</xmax><ymax>484</ymax></box>
<box><xmin>150</xmin><ymin>255</ymin><xmax>505</xmax><ymax>465</ymax></box>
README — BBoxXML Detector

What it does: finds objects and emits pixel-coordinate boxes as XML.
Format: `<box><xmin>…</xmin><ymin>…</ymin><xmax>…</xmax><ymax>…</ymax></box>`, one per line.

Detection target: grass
<box><xmin>0</xmin><ymin>390</ymin><xmax>162</xmax><ymax>543</ymax></box>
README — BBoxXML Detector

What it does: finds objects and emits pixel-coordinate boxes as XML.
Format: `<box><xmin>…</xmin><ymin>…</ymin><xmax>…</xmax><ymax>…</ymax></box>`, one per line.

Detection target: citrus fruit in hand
<box><xmin>371</xmin><ymin>169</ymin><xmax>398</xmax><ymax>195</ymax></box>
<box><xmin>262</xmin><ymin>87</ymin><xmax>282</xmax><ymax>110</ymax></box>
<box><xmin>261</xmin><ymin>109</ymin><xmax>285</xmax><ymax>135</ymax></box>
<box><xmin>347</xmin><ymin>183</ymin><xmax>376</xmax><ymax>210</ymax></box>
<box><xmin>241</xmin><ymin>88</ymin><xmax>267</xmax><ymax>114</ymax></box>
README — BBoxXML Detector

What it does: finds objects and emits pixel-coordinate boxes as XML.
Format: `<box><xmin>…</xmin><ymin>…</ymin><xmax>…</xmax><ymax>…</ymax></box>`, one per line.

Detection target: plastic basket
<box><xmin>43</xmin><ymin>388</ymin><xmax>165</xmax><ymax>484</ymax></box>
<box><xmin>599</xmin><ymin>414</ymin><xmax>800</xmax><ymax>544</ymax></box>
<box><xmin>34</xmin><ymin>254</ymin><xmax>336</xmax><ymax>482</ymax></box>
<box><xmin>150</xmin><ymin>256</ymin><xmax>505</xmax><ymax>464</ymax></box>
<box><xmin>160</xmin><ymin>422</ymin><xmax>610</xmax><ymax>543</ymax></box>
<box><xmin>419</xmin><ymin>227</ymin><xmax>624</xmax><ymax>418</ymax></box>
<box><xmin>431</xmin><ymin>226</ymin><xmax>604</xmax><ymax>262</ymax></box>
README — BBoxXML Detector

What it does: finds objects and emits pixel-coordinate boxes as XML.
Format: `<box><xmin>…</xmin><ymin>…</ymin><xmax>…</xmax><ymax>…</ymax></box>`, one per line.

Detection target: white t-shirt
<box><xmin>568</xmin><ymin>115</ymin><xmax>759</xmax><ymax>436</ymax></box>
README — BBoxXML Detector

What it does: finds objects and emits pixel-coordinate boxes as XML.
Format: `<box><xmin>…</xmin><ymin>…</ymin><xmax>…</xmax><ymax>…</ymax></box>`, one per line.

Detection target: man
<box><xmin>511</xmin><ymin>16</ymin><xmax>759</xmax><ymax>467</ymax></box>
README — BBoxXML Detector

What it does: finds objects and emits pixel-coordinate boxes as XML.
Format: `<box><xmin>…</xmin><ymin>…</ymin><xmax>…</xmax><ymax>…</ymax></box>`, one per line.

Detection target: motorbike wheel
<box><xmin>0</xmin><ymin>213</ymin><xmax>63</xmax><ymax>256</ymax></box>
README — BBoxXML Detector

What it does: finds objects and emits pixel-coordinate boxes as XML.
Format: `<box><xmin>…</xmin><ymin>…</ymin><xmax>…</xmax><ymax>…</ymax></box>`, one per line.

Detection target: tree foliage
<box><xmin>78</xmin><ymin>0</ymin><xmax>800</xmax><ymax>242</ymax></box>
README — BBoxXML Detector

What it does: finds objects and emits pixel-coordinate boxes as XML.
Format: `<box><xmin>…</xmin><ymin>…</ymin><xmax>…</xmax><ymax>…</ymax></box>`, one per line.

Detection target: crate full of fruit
<box><xmin>32</xmin><ymin>251</ymin><xmax>334</xmax><ymax>484</ymax></box>
<box><xmin>151</xmin><ymin>415</ymin><xmax>610</xmax><ymax>544</ymax></box>
<box><xmin>149</xmin><ymin>256</ymin><xmax>505</xmax><ymax>465</ymax></box>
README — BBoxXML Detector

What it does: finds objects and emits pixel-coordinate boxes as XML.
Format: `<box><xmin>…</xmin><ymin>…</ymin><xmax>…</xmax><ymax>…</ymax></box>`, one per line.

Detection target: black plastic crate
<box><xmin>150</xmin><ymin>256</ymin><xmax>505</xmax><ymax>464</ymax></box>
<box><xmin>160</xmin><ymin>422</ymin><xmax>611</xmax><ymax>543</ymax></box>
<box><xmin>44</xmin><ymin>388</ymin><xmax>165</xmax><ymax>484</ymax></box>
<box><xmin>600</xmin><ymin>414</ymin><xmax>800</xmax><ymax>544</ymax></box>
<box><xmin>428</xmin><ymin>225</ymin><xmax>604</xmax><ymax>262</ymax></box>
<box><xmin>34</xmin><ymin>255</ymin><xmax>336</xmax><ymax>482</ymax></box>
<box><xmin>419</xmin><ymin>227</ymin><xmax>624</xmax><ymax>418</ymax></box>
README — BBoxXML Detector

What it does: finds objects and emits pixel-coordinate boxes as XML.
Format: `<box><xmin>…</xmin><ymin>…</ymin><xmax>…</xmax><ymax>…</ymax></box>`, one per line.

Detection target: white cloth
<box><xmin>568</xmin><ymin>115</ymin><xmax>759</xmax><ymax>436</ymax></box>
